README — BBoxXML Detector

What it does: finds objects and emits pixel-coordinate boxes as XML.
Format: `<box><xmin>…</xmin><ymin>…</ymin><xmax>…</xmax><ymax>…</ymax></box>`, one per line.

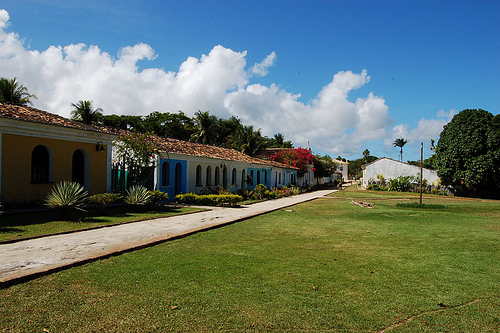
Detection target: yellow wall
<box><xmin>2</xmin><ymin>133</ymin><xmax>108</xmax><ymax>204</ymax></box>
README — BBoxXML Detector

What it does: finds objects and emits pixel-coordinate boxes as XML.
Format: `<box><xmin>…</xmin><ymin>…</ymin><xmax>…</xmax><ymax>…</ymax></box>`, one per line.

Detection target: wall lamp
<box><xmin>96</xmin><ymin>141</ymin><xmax>105</xmax><ymax>152</ymax></box>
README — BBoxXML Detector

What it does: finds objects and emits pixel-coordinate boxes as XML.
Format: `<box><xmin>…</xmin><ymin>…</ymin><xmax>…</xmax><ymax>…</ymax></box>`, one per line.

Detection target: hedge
<box><xmin>175</xmin><ymin>193</ymin><xmax>243</xmax><ymax>207</ymax></box>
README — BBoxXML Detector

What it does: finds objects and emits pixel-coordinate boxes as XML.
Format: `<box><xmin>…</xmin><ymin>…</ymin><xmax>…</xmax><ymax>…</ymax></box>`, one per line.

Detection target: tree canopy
<box><xmin>314</xmin><ymin>155</ymin><xmax>338</xmax><ymax>178</ymax></box>
<box><xmin>393</xmin><ymin>137</ymin><xmax>408</xmax><ymax>162</ymax></box>
<box><xmin>434</xmin><ymin>109</ymin><xmax>500</xmax><ymax>198</ymax></box>
<box><xmin>71</xmin><ymin>100</ymin><xmax>103</xmax><ymax>125</ymax></box>
<box><xmin>0</xmin><ymin>77</ymin><xmax>37</xmax><ymax>106</ymax></box>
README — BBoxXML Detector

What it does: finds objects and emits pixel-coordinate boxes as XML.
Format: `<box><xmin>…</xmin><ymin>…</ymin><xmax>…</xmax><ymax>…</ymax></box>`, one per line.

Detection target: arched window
<box><xmin>215</xmin><ymin>166</ymin><xmax>220</xmax><ymax>186</ymax></box>
<box><xmin>279</xmin><ymin>172</ymin><xmax>282</xmax><ymax>185</ymax></box>
<box><xmin>31</xmin><ymin>145</ymin><xmax>51</xmax><ymax>183</ymax></box>
<box><xmin>161</xmin><ymin>161</ymin><xmax>170</xmax><ymax>186</ymax></box>
<box><xmin>241</xmin><ymin>169</ymin><xmax>246</xmax><ymax>189</ymax></box>
<box><xmin>196</xmin><ymin>165</ymin><xmax>202</xmax><ymax>186</ymax></box>
<box><xmin>175</xmin><ymin>162</ymin><xmax>182</xmax><ymax>195</ymax></box>
<box><xmin>222</xmin><ymin>166</ymin><xmax>228</xmax><ymax>188</ymax></box>
<box><xmin>232</xmin><ymin>168</ymin><xmax>237</xmax><ymax>186</ymax></box>
<box><xmin>250</xmin><ymin>170</ymin><xmax>254</xmax><ymax>186</ymax></box>
<box><xmin>72</xmin><ymin>149</ymin><xmax>86</xmax><ymax>188</ymax></box>
<box><xmin>206</xmin><ymin>166</ymin><xmax>212</xmax><ymax>186</ymax></box>
<box><xmin>257</xmin><ymin>170</ymin><xmax>261</xmax><ymax>184</ymax></box>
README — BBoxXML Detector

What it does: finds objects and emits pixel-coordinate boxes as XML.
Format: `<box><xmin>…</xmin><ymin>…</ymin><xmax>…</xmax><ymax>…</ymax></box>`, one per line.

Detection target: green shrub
<box><xmin>175</xmin><ymin>193</ymin><xmax>243</xmax><ymax>207</ymax></box>
<box><xmin>388</xmin><ymin>175</ymin><xmax>418</xmax><ymax>192</ymax></box>
<box><xmin>367</xmin><ymin>184</ymin><xmax>380</xmax><ymax>191</ymax></box>
<box><xmin>175</xmin><ymin>193</ymin><xmax>199</xmax><ymax>204</ymax></box>
<box><xmin>148</xmin><ymin>190</ymin><xmax>169</xmax><ymax>204</ymax></box>
<box><xmin>124</xmin><ymin>185</ymin><xmax>151</xmax><ymax>205</ymax></box>
<box><xmin>250</xmin><ymin>184</ymin><xmax>267</xmax><ymax>200</ymax></box>
<box><xmin>88</xmin><ymin>193</ymin><xmax>122</xmax><ymax>208</ymax></box>
<box><xmin>45</xmin><ymin>181</ymin><xmax>88</xmax><ymax>213</ymax></box>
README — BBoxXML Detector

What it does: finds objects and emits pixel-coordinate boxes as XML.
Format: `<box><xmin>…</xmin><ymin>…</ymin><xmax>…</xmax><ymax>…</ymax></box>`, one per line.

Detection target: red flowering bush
<box><xmin>270</xmin><ymin>148</ymin><xmax>316</xmax><ymax>176</ymax></box>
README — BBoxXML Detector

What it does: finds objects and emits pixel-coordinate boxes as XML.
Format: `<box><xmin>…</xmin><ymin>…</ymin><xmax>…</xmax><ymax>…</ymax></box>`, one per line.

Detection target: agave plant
<box><xmin>45</xmin><ymin>181</ymin><xmax>88</xmax><ymax>213</ymax></box>
<box><xmin>124</xmin><ymin>185</ymin><xmax>151</xmax><ymax>206</ymax></box>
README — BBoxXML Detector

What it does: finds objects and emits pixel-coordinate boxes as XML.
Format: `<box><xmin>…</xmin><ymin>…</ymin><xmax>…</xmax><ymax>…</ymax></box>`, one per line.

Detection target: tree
<box><xmin>268</xmin><ymin>133</ymin><xmax>293</xmax><ymax>148</ymax></box>
<box><xmin>362</xmin><ymin>149</ymin><xmax>370</xmax><ymax>161</ymax></box>
<box><xmin>314</xmin><ymin>155</ymin><xmax>338</xmax><ymax>181</ymax></box>
<box><xmin>232</xmin><ymin>125</ymin><xmax>268</xmax><ymax>156</ymax></box>
<box><xmin>71</xmin><ymin>100</ymin><xmax>103</xmax><ymax>125</ymax></box>
<box><xmin>114</xmin><ymin>132</ymin><xmax>157</xmax><ymax>188</ymax></box>
<box><xmin>189</xmin><ymin>111</ymin><xmax>218</xmax><ymax>144</ymax></box>
<box><xmin>143</xmin><ymin>110</ymin><xmax>194</xmax><ymax>140</ymax></box>
<box><xmin>271</xmin><ymin>148</ymin><xmax>316</xmax><ymax>176</ymax></box>
<box><xmin>393</xmin><ymin>137</ymin><xmax>408</xmax><ymax>162</ymax></box>
<box><xmin>214</xmin><ymin>116</ymin><xmax>242</xmax><ymax>147</ymax></box>
<box><xmin>102</xmin><ymin>114</ymin><xmax>145</xmax><ymax>132</ymax></box>
<box><xmin>434</xmin><ymin>109</ymin><xmax>500</xmax><ymax>198</ymax></box>
<box><xmin>0</xmin><ymin>77</ymin><xmax>37</xmax><ymax>106</ymax></box>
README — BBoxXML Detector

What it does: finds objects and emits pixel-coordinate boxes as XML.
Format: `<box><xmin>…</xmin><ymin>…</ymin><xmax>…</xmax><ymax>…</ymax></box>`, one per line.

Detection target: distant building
<box><xmin>361</xmin><ymin>157</ymin><xmax>439</xmax><ymax>188</ymax></box>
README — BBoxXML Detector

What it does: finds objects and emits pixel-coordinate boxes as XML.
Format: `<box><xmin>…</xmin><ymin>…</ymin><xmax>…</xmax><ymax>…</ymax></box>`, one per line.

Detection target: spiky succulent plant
<box><xmin>45</xmin><ymin>181</ymin><xmax>88</xmax><ymax>212</ymax></box>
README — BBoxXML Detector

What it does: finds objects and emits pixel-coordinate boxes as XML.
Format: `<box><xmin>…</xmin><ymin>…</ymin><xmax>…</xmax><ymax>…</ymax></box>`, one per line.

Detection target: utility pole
<box><xmin>420</xmin><ymin>142</ymin><xmax>423</xmax><ymax>205</ymax></box>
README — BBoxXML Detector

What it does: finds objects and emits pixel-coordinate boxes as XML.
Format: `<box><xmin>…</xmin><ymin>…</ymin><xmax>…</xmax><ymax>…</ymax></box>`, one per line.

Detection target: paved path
<box><xmin>0</xmin><ymin>190</ymin><xmax>335</xmax><ymax>286</ymax></box>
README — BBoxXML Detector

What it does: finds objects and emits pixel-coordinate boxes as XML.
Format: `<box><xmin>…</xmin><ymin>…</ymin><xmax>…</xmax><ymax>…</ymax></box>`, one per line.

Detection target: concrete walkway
<box><xmin>0</xmin><ymin>190</ymin><xmax>335</xmax><ymax>287</ymax></box>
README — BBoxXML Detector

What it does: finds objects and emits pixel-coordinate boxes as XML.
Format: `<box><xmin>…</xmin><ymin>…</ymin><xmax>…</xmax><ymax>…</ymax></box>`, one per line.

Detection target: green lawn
<box><xmin>0</xmin><ymin>205</ymin><xmax>201</xmax><ymax>242</ymax></box>
<box><xmin>1</xmin><ymin>190</ymin><xmax>499</xmax><ymax>332</ymax></box>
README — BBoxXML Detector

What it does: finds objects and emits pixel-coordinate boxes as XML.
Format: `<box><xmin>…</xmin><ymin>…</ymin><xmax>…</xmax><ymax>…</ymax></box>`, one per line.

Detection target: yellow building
<box><xmin>0</xmin><ymin>103</ymin><xmax>118</xmax><ymax>206</ymax></box>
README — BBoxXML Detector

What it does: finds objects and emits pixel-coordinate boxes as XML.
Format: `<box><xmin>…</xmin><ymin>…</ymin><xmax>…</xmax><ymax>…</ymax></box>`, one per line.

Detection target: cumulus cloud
<box><xmin>382</xmin><ymin>109</ymin><xmax>456</xmax><ymax>159</ymax></box>
<box><xmin>225</xmin><ymin>69</ymin><xmax>393</xmax><ymax>155</ymax></box>
<box><xmin>251</xmin><ymin>51</ymin><xmax>276</xmax><ymax>76</ymax></box>
<box><xmin>0</xmin><ymin>9</ymin><xmax>448</xmax><ymax>159</ymax></box>
<box><xmin>0</xmin><ymin>9</ymin><xmax>9</xmax><ymax>28</ymax></box>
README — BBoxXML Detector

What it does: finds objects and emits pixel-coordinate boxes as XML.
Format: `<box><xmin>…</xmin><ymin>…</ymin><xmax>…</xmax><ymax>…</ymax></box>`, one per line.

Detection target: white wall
<box><xmin>362</xmin><ymin>158</ymin><xmax>439</xmax><ymax>188</ymax></box>
<box><xmin>333</xmin><ymin>159</ymin><xmax>349</xmax><ymax>181</ymax></box>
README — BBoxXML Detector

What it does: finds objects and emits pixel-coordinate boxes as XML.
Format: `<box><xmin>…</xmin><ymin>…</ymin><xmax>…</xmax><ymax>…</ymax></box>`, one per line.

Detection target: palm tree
<box><xmin>70</xmin><ymin>100</ymin><xmax>103</xmax><ymax>125</ymax></box>
<box><xmin>233</xmin><ymin>125</ymin><xmax>268</xmax><ymax>156</ymax></box>
<box><xmin>0</xmin><ymin>77</ymin><xmax>37</xmax><ymax>106</ymax></box>
<box><xmin>393</xmin><ymin>138</ymin><xmax>408</xmax><ymax>162</ymax></box>
<box><xmin>190</xmin><ymin>110</ymin><xmax>218</xmax><ymax>144</ymax></box>
<box><xmin>362</xmin><ymin>149</ymin><xmax>370</xmax><ymax>160</ymax></box>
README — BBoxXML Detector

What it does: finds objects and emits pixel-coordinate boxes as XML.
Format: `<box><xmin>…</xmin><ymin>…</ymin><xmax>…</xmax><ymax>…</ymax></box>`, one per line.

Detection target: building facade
<box><xmin>0</xmin><ymin>103</ymin><xmax>117</xmax><ymax>205</ymax></box>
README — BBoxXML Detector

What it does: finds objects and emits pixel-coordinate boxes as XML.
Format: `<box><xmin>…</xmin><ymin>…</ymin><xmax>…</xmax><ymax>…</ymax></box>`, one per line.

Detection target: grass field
<box><xmin>0</xmin><ymin>205</ymin><xmax>201</xmax><ymax>242</ymax></box>
<box><xmin>1</xmin><ymin>188</ymin><xmax>499</xmax><ymax>332</ymax></box>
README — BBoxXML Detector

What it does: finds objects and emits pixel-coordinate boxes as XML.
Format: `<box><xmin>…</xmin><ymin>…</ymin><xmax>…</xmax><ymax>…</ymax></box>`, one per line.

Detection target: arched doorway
<box><xmin>175</xmin><ymin>162</ymin><xmax>182</xmax><ymax>195</ymax></box>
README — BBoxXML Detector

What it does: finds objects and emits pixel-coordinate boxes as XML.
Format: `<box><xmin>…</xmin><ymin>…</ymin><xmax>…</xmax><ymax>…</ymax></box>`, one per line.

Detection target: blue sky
<box><xmin>1</xmin><ymin>0</ymin><xmax>498</xmax><ymax>161</ymax></box>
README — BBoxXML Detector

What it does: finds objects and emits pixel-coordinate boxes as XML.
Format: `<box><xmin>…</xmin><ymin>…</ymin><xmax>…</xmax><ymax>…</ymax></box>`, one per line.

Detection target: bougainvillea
<box><xmin>270</xmin><ymin>148</ymin><xmax>316</xmax><ymax>176</ymax></box>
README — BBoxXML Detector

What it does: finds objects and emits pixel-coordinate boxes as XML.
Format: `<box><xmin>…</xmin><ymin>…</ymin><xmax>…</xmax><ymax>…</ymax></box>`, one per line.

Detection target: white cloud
<box><xmin>0</xmin><ymin>9</ymin><xmax>9</xmax><ymax>29</ymax></box>
<box><xmin>0</xmin><ymin>9</ymin><xmax>452</xmax><ymax>160</ymax></box>
<box><xmin>251</xmin><ymin>51</ymin><xmax>276</xmax><ymax>76</ymax></box>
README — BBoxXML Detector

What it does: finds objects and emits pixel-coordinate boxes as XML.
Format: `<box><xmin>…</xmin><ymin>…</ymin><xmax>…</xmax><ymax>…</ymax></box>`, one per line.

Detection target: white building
<box><xmin>362</xmin><ymin>157</ymin><xmax>439</xmax><ymax>188</ymax></box>
<box><xmin>146</xmin><ymin>136</ymin><xmax>298</xmax><ymax>199</ymax></box>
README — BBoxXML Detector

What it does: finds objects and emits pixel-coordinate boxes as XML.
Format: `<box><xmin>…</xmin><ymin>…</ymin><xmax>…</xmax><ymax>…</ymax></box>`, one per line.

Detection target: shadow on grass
<box><xmin>0</xmin><ymin>205</ymin><xmax>184</xmax><ymax>228</ymax></box>
<box><xmin>396</xmin><ymin>203</ymin><xmax>446</xmax><ymax>209</ymax></box>
<box><xmin>0</xmin><ymin>227</ymin><xmax>24</xmax><ymax>233</ymax></box>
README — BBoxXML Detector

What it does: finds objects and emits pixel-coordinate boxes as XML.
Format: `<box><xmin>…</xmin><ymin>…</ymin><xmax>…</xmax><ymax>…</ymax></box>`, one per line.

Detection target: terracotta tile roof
<box><xmin>0</xmin><ymin>103</ymin><xmax>121</xmax><ymax>136</ymax></box>
<box><xmin>142</xmin><ymin>134</ymin><xmax>296</xmax><ymax>169</ymax></box>
<box><xmin>0</xmin><ymin>103</ymin><xmax>296</xmax><ymax>169</ymax></box>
